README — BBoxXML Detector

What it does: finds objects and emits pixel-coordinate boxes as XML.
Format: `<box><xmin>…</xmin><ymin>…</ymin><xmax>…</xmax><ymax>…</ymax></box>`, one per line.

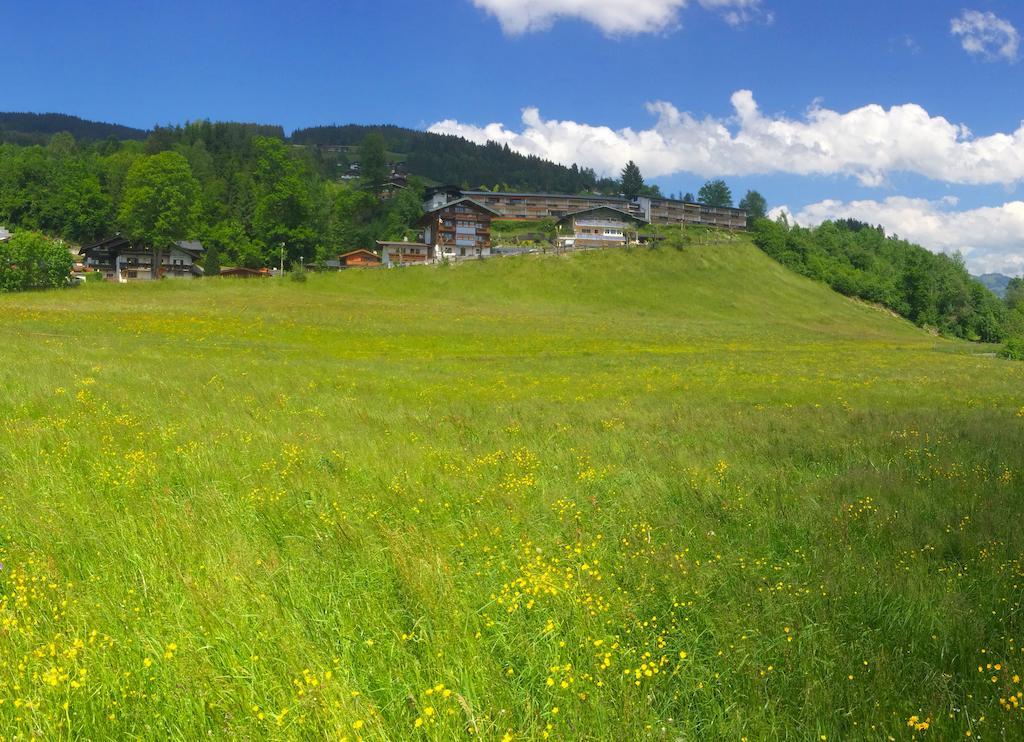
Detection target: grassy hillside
<box><xmin>1</xmin><ymin>242</ymin><xmax>1022</xmax><ymax>739</ymax></box>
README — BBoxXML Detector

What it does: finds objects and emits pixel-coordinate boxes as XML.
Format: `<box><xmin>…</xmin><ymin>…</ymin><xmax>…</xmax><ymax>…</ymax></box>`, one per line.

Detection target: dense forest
<box><xmin>291</xmin><ymin>124</ymin><xmax>621</xmax><ymax>193</ymax></box>
<box><xmin>751</xmin><ymin>217</ymin><xmax>1022</xmax><ymax>342</ymax></box>
<box><xmin>0</xmin><ymin>113</ymin><xmax>148</xmax><ymax>146</ymax></box>
<box><xmin>0</xmin><ymin>122</ymin><xmax>426</xmax><ymax>268</ymax></box>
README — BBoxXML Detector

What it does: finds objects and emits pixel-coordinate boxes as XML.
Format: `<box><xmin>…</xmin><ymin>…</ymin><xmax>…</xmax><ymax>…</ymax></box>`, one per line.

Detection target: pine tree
<box><xmin>620</xmin><ymin>161</ymin><xmax>644</xmax><ymax>199</ymax></box>
<box><xmin>204</xmin><ymin>243</ymin><xmax>221</xmax><ymax>276</ymax></box>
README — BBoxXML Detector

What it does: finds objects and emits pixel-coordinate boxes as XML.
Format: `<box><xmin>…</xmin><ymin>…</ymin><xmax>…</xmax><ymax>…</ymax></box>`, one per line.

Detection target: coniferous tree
<box><xmin>738</xmin><ymin>190</ymin><xmax>768</xmax><ymax>226</ymax></box>
<box><xmin>203</xmin><ymin>243</ymin><xmax>221</xmax><ymax>276</ymax></box>
<box><xmin>620</xmin><ymin>161</ymin><xmax>644</xmax><ymax>199</ymax></box>
<box><xmin>357</xmin><ymin>133</ymin><xmax>389</xmax><ymax>192</ymax></box>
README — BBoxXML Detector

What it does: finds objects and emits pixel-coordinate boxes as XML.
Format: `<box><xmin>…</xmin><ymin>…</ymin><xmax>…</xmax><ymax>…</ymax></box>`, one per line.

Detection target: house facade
<box><xmin>317</xmin><ymin>249</ymin><xmax>383</xmax><ymax>269</ymax></box>
<box><xmin>555</xmin><ymin>206</ymin><xmax>647</xmax><ymax>249</ymax></box>
<box><xmin>80</xmin><ymin>236</ymin><xmax>205</xmax><ymax>282</ymax></box>
<box><xmin>420</xmin><ymin>197</ymin><xmax>499</xmax><ymax>260</ymax></box>
<box><xmin>424</xmin><ymin>187</ymin><xmax>747</xmax><ymax>230</ymax></box>
<box><xmin>0</xmin><ymin>226</ymin><xmax>11</xmax><ymax>243</ymax></box>
<box><xmin>377</xmin><ymin>240</ymin><xmax>434</xmax><ymax>267</ymax></box>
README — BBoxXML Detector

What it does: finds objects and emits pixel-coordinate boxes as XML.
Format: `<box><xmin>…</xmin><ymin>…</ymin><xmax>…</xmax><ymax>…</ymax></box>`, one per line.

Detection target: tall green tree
<box><xmin>1006</xmin><ymin>277</ymin><xmax>1024</xmax><ymax>311</ymax></box>
<box><xmin>620</xmin><ymin>161</ymin><xmax>644</xmax><ymax>199</ymax></box>
<box><xmin>118</xmin><ymin>151</ymin><xmax>200</xmax><ymax>277</ymax></box>
<box><xmin>358</xmin><ymin>133</ymin><xmax>389</xmax><ymax>192</ymax></box>
<box><xmin>698</xmin><ymin>179</ymin><xmax>733</xmax><ymax>207</ymax></box>
<box><xmin>738</xmin><ymin>190</ymin><xmax>768</xmax><ymax>226</ymax></box>
<box><xmin>682</xmin><ymin>192</ymin><xmax>695</xmax><ymax>203</ymax></box>
<box><xmin>203</xmin><ymin>242</ymin><xmax>221</xmax><ymax>277</ymax></box>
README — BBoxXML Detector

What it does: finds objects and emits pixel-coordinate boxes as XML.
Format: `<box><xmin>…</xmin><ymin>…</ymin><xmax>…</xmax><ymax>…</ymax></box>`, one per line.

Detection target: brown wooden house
<box><xmin>420</xmin><ymin>197</ymin><xmax>500</xmax><ymax>260</ymax></box>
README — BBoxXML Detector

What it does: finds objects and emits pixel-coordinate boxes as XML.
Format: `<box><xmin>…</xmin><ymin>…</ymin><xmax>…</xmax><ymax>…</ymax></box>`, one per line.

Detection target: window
<box><xmin>126</xmin><ymin>270</ymin><xmax>138</xmax><ymax>279</ymax></box>
<box><xmin>459</xmin><ymin>248</ymin><xmax>465</xmax><ymax>256</ymax></box>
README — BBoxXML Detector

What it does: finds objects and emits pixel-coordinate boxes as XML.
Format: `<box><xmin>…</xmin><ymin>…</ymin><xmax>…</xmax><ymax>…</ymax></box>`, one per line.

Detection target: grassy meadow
<box><xmin>1</xmin><ymin>239</ymin><xmax>1023</xmax><ymax>739</ymax></box>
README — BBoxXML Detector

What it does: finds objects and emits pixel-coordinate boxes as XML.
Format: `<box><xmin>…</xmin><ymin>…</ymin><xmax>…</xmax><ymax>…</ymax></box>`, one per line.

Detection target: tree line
<box><xmin>0</xmin><ymin>123</ymin><xmax>427</xmax><ymax>270</ymax></box>
<box><xmin>751</xmin><ymin>216</ymin><xmax>1021</xmax><ymax>343</ymax></box>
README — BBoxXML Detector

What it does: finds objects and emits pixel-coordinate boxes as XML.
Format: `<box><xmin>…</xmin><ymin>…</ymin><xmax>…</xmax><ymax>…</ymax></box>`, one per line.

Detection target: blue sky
<box><xmin>4</xmin><ymin>0</ymin><xmax>1024</xmax><ymax>273</ymax></box>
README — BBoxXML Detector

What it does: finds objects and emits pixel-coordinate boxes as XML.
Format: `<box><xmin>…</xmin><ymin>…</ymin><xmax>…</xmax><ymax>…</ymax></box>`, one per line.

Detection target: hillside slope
<box><xmin>0</xmin><ymin>243</ymin><xmax>1022</xmax><ymax>739</ymax></box>
<box><xmin>0</xmin><ymin>112</ymin><xmax>148</xmax><ymax>144</ymax></box>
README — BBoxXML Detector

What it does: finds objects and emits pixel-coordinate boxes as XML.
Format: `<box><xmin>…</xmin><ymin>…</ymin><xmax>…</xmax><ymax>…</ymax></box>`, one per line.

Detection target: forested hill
<box><xmin>0</xmin><ymin>113</ymin><xmax>148</xmax><ymax>145</ymax></box>
<box><xmin>290</xmin><ymin>124</ymin><xmax>612</xmax><ymax>192</ymax></box>
<box><xmin>1</xmin><ymin>114</ymin><xmax>610</xmax><ymax>193</ymax></box>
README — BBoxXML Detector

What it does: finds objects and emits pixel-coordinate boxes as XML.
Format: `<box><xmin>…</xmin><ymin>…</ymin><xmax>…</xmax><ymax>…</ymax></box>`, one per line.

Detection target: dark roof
<box><xmin>176</xmin><ymin>240</ymin><xmax>204</xmax><ymax>255</ymax></box>
<box><xmin>423</xmin><ymin>197</ymin><xmax>501</xmax><ymax>217</ymax></box>
<box><xmin>464</xmin><ymin>189</ymin><xmax>627</xmax><ymax>202</ymax></box>
<box><xmin>436</xmin><ymin>188</ymin><xmax>747</xmax><ymax>215</ymax></box>
<box><xmin>81</xmin><ymin>235</ymin><xmax>206</xmax><ymax>256</ymax></box>
<box><xmin>557</xmin><ymin>206</ymin><xmax>649</xmax><ymax>225</ymax></box>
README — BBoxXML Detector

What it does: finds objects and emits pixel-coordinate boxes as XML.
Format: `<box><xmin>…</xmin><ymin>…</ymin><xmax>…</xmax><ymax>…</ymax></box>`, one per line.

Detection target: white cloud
<box><xmin>951</xmin><ymin>10</ymin><xmax>1020</xmax><ymax>62</ymax></box>
<box><xmin>428</xmin><ymin>90</ymin><xmax>1024</xmax><ymax>186</ymax></box>
<box><xmin>469</xmin><ymin>0</ymin><xmax>766</xmax><ymax>36</ymax></box>
<box><xmin>770</xmin><ymin>197</ymin><xmax>1024</xmax><ymax>276</ymax></box>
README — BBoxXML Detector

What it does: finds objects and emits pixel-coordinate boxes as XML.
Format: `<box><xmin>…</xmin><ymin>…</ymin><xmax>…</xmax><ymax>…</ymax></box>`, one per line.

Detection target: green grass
<box><xmin>1</xmin><ymin>241</ymin><xmax>1022</xmax><ymax>739</ymax></box>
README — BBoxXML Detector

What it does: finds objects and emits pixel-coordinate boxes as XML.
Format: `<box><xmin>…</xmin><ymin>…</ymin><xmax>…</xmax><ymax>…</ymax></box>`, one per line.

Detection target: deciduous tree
<box><xmin>698</xmin><ymin>179</ymin><xmax>733</xmax><ymax>207</ymax></box>
<box><xmin>118</xmin><ymin>151</ymin><xmax>199</xmax><ymax>277</ymax></box>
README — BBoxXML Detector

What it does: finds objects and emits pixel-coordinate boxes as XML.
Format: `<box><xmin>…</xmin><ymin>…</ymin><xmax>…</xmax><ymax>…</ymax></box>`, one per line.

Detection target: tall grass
<box><xmin>0</xmin><ymin>242</ymin><xmax>1022</xmax><ymax>739</ymax></box>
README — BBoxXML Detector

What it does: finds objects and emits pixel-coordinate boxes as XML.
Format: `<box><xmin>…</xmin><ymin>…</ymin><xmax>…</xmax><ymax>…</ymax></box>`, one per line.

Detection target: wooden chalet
<box><xmin>555</xmin><ymin>206</ymin><xmax>647</xmax><ymax>249</ymax></box>
<box><xmin>376</xmin><ymin>240</ymin><xmax>433</xmax><ymax>267</ymax></box>
<box><xmin>338</xmin><ymin>249</ymin><xmax>381</xmax><ymax>267</ymax></box>
<box><xmin>80</xmin><ymin>235</ymin><xmax>205</xmax><ymax>282</ymax></box>
<box><xmin>313</xmin><ymin>249</ymin><xmax>383</xmax><ymax>270</ymax></box>
<box><xmin>420</xmin><ymin>197</ymin><xmax>500</xmax><ymax>260</ymax></box>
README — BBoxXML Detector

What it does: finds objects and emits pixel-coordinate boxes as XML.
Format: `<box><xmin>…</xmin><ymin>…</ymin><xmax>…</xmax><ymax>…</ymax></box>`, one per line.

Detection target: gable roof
<box><xmin>376</xmin><ymin>240</ymin><xmax>430</xmax><ymax>248</ymax></box>
<box><xmin>558</xmin><ymin>205</ymin><xmax>649</xmax><ymax>225</ymax></box>
<box><xmin>424</xmin><ymin>197</ymin><xmax>502</xmax><ymax>217</ymax></box>
<box><xmin>338</xmin><ymin>249</ymin><xmax>380</xmax><ymax>260</ymax></box>
<box><xmin>81</xmin><ymin>235</ymin><xmax>205</xmax><ymax>256</ymax></box>
<box><xmin>175</xmin><ymin>240</ymin><xmax>204</xmax><ymax>255</ymax></box>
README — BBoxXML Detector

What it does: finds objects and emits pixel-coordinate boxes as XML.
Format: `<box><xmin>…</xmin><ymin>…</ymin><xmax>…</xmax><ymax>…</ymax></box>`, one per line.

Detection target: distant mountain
<box><xmin>0</xmin><ymin>113</ymin><xmax>149</xmax><ymax>145</ymax></box>
<box><xmin>974</xmin><ymin>273</ymin><xmax>1014</xmax><ymax>297</ymax></box>
<box><xmin>290</xmin><ymin>124</ymin><xmax>614</xmax><ymax>193</ymax></box>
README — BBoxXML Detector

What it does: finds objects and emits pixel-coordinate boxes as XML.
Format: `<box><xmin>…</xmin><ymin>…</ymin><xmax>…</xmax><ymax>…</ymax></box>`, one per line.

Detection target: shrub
<box><xmin>998</xmin><ymin>336</ymin><xmax>1024</xmax><ymax>361</ymax></box>
<box><xmin>0</xmin><ymin>231</ymin><xmax>74</xmax><ymax>292</ymax></box>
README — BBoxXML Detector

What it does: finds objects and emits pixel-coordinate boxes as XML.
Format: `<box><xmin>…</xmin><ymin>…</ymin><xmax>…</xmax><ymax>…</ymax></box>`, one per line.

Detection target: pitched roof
<box><xmin>424</xmin><ymin>197</ymin><xmax>502</xmax><ymax>217</ymax></box>
<box><xmin>558</xmin><ymin>205</ymin><xmax>649</xmax><ymax>225</ymax></box>
<box><xmin>81</xmin><ymin>235</ymin><xmax>205</xmax><ymax>256</ymax></box>
<box><xmin>338</xmin><ymin>249</ymin><xmax>381</xmax><ymax>259</ymax></box>
<box><xmin>175</xmin><ymin>240</ymin><xmax>204</xmax><ymax>254</ymax></box>
<box><xmin>376</xmin><ymin>241</ymin><xmax>430</xmax><ymax>248</ymax></box>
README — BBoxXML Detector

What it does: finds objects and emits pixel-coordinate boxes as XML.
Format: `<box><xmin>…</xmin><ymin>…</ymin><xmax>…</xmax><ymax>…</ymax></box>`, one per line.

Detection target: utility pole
<box><xmin>279</xmin><ymin>242</ymin><xmax>285</xmax><ymax>274</ymax></box>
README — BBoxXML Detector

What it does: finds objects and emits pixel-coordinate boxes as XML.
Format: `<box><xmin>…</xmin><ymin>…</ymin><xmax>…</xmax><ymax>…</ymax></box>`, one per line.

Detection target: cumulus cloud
<box><xmin>428</xmin><ymin>90</ymin><xmax>1024</xmax><ymax>186</ymax></box>
<box><xmin>469</xmin><ymin>0</ymin><xmax>766</xmax><ymax>36</ymax></box>
<box><xmin>770</xmin><ymin>197</ymin><xmax>1024</xmax><ymax>276</ymax></box>
<box><xmin>951</xmin><ymin>10</ymin><xmax>1020</xmax><ymax>62</ymax></box>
